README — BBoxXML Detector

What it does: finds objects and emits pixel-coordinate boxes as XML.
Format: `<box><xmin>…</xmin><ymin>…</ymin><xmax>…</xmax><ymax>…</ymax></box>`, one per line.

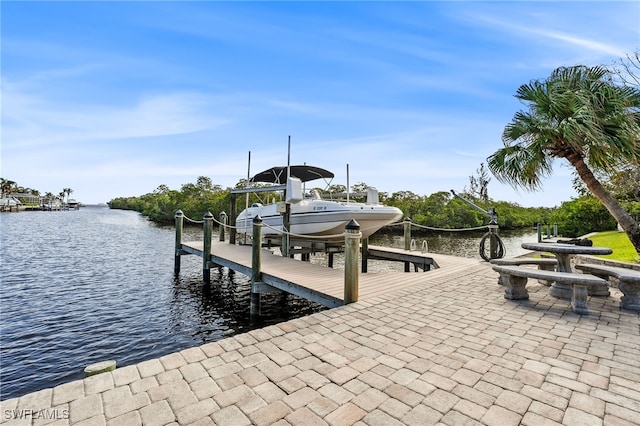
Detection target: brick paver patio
<box><xmin>1</xmin><ymin>262</ymin><xmax>639</xmax><ymax>425</ymax></box>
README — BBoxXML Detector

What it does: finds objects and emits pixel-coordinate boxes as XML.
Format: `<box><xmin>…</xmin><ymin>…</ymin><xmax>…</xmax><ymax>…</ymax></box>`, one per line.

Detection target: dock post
<box><xmin>174</xmin><ymin>210</ymin><xmax>184</xmax><ymax>274</ymax></box>
<box><xmin>229</xmin><ymin>193</ymin><xmax>237</xmax><ymax>245</ymax></box>
<box><xmin>344</xmin><ymin>219</ymin><xmax>361</xmax><ymax>304</ymax></box>
<box><xmin>219</xmin><ymin>211</ymin><xmax>227</xmax><ymax>242</ymax></box>
<box><xmin>488</xmin><ymin>224</ymin><xmax>499</xmax><ymax>259</ymax></box>
<box><xmin>361</xmin><ymin>237</ymin><xmax>369</xmax><ymax>273</ymax></box>
<box><xmin>251</xmin><ymin>216</ymin><xmax>262</xmax><ymax>317</ymax></box>
<box><xmin>403</xmin><ymin>218</ymin><xmax>412</xmax><ymax>272</ymax></box>
<box><xmin>537</xmin><ymin>223</ymin><xmax>542</xmax><ymax>242</ymax></box>
<box><xmin>282</xmin><ymin>204</ymin><xmax>291</xmax><ymax>257</ymax></box>
<box><xmin>203</xmin><ymin>211</ymin><xmax>213</xmax><ymax>283</ymax></box>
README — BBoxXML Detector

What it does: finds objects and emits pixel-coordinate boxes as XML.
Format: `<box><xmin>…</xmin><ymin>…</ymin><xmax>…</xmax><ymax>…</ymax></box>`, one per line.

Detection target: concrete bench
<box><xmin>575</xmin><ymin>263</ymin><xmax>640</xmax><ymax>311</ymax></box>
<box><xmin>491</xmin><ymin>265</ymin><xmax>608</xmax><ymax>315</ymax></box>
<box><xmin>490</xmin><ymin>257</ymin><xmax>558</xmax><ymax>286</ymax></box>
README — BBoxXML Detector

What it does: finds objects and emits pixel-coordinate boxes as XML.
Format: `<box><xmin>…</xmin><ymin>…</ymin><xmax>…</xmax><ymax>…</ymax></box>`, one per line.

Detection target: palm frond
<box><xmin>487</xmin><ymin>144</ymin><xmax>553</xmax><ymax>191</ymax></box>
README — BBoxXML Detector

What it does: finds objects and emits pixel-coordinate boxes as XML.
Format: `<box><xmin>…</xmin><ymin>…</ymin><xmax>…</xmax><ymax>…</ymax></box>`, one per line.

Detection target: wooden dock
<box><xmin>179</xmin><ymin>240</ymin><xmax>481</xmax><ymax>308</ymax></box>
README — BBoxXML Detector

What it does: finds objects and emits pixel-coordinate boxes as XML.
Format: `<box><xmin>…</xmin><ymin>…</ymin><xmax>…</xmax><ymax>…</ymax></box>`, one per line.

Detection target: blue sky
<box><xmin>2</xmin><ymin>1</ymin><xmax>638</xmax><ymax>206</ymax></box>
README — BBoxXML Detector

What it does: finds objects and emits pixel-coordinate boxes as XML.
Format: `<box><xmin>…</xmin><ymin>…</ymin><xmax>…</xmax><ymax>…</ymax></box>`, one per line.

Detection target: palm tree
<box><xmin>1</xmin><ymin>178</ymin><xmax>15</xmax><ymax>198</ymax></box>
<box><xmin>45</xmin><ymin>192</ymin><xmax>54</xmax><ymax>209</ymax></box>
<box><xmin>62</xmin><ymin>188</ymin><xmax>72</xmax><ymax>206</ymax></box>
<box><xmin>487</xmin><ymin>65</ymin><xmax>640</xmax><ymax>254</ymax></box>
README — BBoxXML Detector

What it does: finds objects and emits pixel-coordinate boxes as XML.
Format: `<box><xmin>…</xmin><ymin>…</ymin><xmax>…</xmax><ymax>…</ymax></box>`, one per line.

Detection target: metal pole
<box><xmin>282</xmin><ymin>137</ymin><xmax>291</xmax><ymax>257</ymax></box>
<box><xmin>174</xmin><ymin>210</ymin><xmax>183</xmax><ymax>274</ymax></box>
<box><xmin>344</xmin><ymin>219</ymin><xmax>361</xmax><ymax>304</ymax></box>
<box><xmin>250</xmin><ymin>215</ymin><xmax>262</xmax><ymax>317</ymax></box>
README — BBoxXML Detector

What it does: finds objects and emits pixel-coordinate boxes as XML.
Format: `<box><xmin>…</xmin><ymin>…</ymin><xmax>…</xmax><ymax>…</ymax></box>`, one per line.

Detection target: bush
<box><xmin>550</xmin><ymin>196</ymin><xmax>617</xmax><ymax>237</ymax></box>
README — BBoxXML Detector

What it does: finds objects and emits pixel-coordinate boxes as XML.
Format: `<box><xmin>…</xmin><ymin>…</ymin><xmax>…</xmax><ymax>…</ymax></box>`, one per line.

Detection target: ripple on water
<box><xmin>0</xmin><ymin>207</ymin><xmax>325</xmax><ymax>400</ymax></box>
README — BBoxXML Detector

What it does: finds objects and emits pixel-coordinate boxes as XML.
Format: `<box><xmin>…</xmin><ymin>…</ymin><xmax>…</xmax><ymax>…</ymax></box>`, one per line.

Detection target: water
<box><xmin>0</xmin><ymin>207</ymin><xmax>538</xmax><ymax>400</ymax></box>
<box><xmin>373</xmin><ymin>227</ymin><xmax>538</xmax><ymax>261</ymax></box>
<box><xmin>0</xmin><ymin>207</ymin><xmax>323</xmax><ymax>401</ymax></box>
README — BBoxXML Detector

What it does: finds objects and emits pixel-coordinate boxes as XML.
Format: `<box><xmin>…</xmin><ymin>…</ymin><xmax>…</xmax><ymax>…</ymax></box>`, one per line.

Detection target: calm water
<box><xmin>0</xmin><ymin>207</ymin><xmax>323</xmax><ymax>401</ymax></box>
<box><xmin>0</xmin><ymin>207</ymin><xmax>537</xmax><ymax>400</ymax></box>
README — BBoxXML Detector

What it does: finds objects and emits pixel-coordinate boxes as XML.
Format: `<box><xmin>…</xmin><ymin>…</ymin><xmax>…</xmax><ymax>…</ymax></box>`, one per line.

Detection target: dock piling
<box><xmin>174</xmin><ymin>210</ymin><xmax>183</xmax><ymax>274</ymax></box>
<box><xmin>203</xmin><ymin>212</ymin><xmax>213</xmax><ymax>283</ymax></box>
<box><xmin>404</xmin><ymin>218</ymin><xmax>412</xmax><ymax>272</ymax></box>
<box><xmin>251</xmin><ymin>216</ymin><xmax>262</xmax><ymax>316</ymax></box>
<box><xmin>344</xmin><ymin>219</ymin><xmax>361</xmax><ymax>303</ymax></box>
<box><xmin>361</xmin><ymin>237</ymin><xmax>369</xmax><ymax>273</ymax></box>
<box><xmin>219</xmin><ymin>211</ymin><xmax>227</xmax><ymax>242</ymax></box>
<box><xmin>489</xmin><ymin>224</ymin><xmax>499</xmax><ymax>259</ymax></box>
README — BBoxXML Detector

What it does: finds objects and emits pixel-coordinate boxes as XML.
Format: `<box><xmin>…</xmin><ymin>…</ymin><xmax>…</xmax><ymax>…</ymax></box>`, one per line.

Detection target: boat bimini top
<box><xmin>250</xmin><ymin>165</ymin><xmax>334</xmax><ymax>185</ymax></box>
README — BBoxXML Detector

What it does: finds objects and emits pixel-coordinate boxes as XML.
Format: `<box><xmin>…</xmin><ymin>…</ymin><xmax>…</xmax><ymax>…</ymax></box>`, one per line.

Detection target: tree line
<box><xmin>106</xmin><ymin>174</ymin><xmax>637</xmax><ymax>239</ymax></box>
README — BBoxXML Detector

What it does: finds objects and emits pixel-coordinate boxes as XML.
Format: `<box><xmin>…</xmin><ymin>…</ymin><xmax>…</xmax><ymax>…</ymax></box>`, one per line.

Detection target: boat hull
<box><xmin>236</xmin><ymin>199</ymin><xmax>403</xmax><ymax>241</ymax></box>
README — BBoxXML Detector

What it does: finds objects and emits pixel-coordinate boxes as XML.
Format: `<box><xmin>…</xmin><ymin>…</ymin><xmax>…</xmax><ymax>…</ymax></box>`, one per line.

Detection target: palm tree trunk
<box><xmin>567</xmin><ymin>152</ymin><xmax>640</xmax><ymax>255</ymax></box>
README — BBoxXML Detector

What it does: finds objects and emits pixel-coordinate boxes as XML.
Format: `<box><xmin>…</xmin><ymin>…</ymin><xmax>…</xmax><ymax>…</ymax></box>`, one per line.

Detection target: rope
<box><xmin>212</xmin><ymin>215</ymin><xmax>238</xmax><ymax>229</ymax></box>
<box><xmin>183</xmin><ymin>215</ymin><xmax>204</xmax><ymax>224</ymax></box>
<box><xmin>385</xmin><ymin>221</ymin><xmax>489</xmax><ymax>232</ymax></box>
<box><xmin>189</xmin><ymin>211</ymin><xmax>492</xmax><ymax>238</ymax></box>
<box><xmin>479</xmin><ymin>232</ymin><xmax>506</xmax><ymax>261</ymax></box>
<box><xmin>410</xmin><ymin>222</ymin><xmax>490</xmax><ymax>232</ymax></box>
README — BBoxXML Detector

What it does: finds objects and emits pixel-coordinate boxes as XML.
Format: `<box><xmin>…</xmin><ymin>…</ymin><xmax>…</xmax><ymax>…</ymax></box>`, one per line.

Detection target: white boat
<box><xmin>235</xmin><ymin>165</ymin><xmax>403</xmax><ymax>241</ymax></box>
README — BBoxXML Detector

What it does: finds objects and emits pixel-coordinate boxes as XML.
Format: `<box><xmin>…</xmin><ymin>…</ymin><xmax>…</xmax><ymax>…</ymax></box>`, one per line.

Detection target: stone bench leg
<box><xmin>588</xmin><ymin>282</ymin><xmax>610</xmax><ymax>297</ymax></box>
<box><xmin>571</xmin><ymin>283</ymin><xmax>589</xmax><ymax>315</ymax></box>
<box><xmin>504</xmin><ymin>276</ymin><xmax>529</xmax><ymax>300</ymax></box>
<box><xmin>580</xmin><ymin>270</ymin><xmax>611</xmax><ymax>297</ymax></box>
<box><xmin>497</xmin><ymin>272</ymin><xmax>508</xmax><ymax>286</ymax></box>
<box><xmin>537</xmin><ymin>264</ymin><xmax>555</xmax><ymax>286</ymax></box>
<box><xmin>619</xmin><ymin>281</ymin><xmax>640</xmax><ymax>311</ymax></box>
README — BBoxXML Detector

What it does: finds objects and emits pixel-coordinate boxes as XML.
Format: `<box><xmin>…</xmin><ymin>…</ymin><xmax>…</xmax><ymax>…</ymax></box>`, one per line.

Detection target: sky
<box><xmin>2</xmin><ymin>1</ymin><xmax>639</xmax><ymax>207</ymax></box>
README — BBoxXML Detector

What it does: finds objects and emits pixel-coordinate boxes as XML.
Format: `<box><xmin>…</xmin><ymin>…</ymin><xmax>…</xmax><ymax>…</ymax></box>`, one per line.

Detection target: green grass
<box><xmin>589</xmin><ymin>230</ymin><xmax>639</xmax><ymax>264</ymax></box>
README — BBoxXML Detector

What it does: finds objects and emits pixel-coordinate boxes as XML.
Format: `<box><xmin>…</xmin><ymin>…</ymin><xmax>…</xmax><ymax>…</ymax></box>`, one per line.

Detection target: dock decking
<box><xmin>180</xmin><ymin>240</ymin><xmax>482</xmax><ymax>308</ymax></box>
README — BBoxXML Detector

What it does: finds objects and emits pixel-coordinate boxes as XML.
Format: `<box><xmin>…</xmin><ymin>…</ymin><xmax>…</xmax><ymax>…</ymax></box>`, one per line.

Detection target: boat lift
<box><xmin>450</xmin><ymin>190</ymin><xmax>505</xmax><ymax>261</ymax></box>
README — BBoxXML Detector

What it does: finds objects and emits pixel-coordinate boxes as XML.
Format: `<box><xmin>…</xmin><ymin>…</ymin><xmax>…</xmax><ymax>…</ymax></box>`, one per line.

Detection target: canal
<box><xmin>0</xmin><ymin>206</ymin><xmax>537</xmax><ymax>400</ymax></box>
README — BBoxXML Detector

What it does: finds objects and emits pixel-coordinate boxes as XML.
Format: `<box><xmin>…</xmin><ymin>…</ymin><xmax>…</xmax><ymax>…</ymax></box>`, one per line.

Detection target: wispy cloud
<box><xmin>462</xmin><ymin>4</ymin><xmax>631</xmax><ymax>60</ymax></box>
<box><xmin>3</xmin><ymin>86</ymin><xmax>230</xmax><ymax>149</ymax></box>
<box><xmin>2</xmin><ymin>1</ymin><xmax>637</xmax><ymax>206</ymax></box>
